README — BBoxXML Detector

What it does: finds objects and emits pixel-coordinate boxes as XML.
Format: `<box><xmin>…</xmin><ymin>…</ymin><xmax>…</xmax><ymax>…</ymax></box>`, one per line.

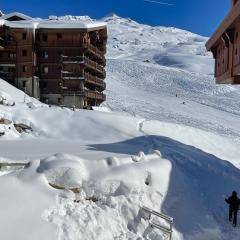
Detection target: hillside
<box><xmin>0</xmin><ymin>15</ymin><xmax>240</xmax><ymax>240</ymax></box>
<box><xmin>104</xmin><ymin>14</ymin><xmax>240</xmax><ymax>139</ymax></box>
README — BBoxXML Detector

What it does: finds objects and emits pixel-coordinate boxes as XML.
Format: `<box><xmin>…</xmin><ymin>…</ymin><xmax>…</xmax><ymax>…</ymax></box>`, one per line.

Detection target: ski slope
<box><xmin>0</xmin><ymin>14</ymin><xmax>240</xmax><ymax>240</ymax></box>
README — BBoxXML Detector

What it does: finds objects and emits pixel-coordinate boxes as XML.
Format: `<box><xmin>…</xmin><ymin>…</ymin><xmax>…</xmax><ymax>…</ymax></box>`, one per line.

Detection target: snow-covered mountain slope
<box><xmin>1</xmin><ymin>14</ymin><xmax>240</xmax><ymax>240</ymax></box>
<box><xmin>104</xmin><ymin>14</ymin><xmax>213</xmax><ymax>75</ymax></box>
<box><xmin>104</xmin><ymin>14</ymin><xmax>240</xmax><ymax>140</ymax></box>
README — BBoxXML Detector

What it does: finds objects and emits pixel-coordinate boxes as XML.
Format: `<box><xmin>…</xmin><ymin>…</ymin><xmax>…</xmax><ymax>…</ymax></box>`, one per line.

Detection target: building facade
<box><xmin>206</xmin><ymin>0</ymin><xmax>240</xmax><ymax>84</ymax></box>
<box><xmin>0</xmin><ymin>13</ymin><xmax>107</xmax><ymax>108</ymax></box>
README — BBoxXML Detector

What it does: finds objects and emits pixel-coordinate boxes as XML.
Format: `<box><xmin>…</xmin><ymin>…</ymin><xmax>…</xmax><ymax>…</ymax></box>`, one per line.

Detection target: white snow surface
<box><xmin>0</xmin><ymin>14</ymin><xmax>106</xmax><ymax>29</ymax></box>
<box><xmin>0</xmin><ymin>14</ymin><xmax>240</xmax><ymax>240</ymax></box>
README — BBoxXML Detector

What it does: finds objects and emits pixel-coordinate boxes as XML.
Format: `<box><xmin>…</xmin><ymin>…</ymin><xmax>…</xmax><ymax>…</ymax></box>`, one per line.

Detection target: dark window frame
<box><xmin>57</xmin><ymin>33</ymin><xmax>62</xmax><ymax>39</ymax></box>
<box><xmin>42</xmin><ymin>34</ymin><xmax>48</xmax><ymax>42</ymax></box>
<box><xmin>22</xmin><ymin>49</ymin><xmax>27</xmax><ymax>57</ymax></box>
<box><xmin>22</xmin><ymin>65</ymin><xmax>28</xmax><ymax>73</ymax></box>
<box><xmin>22</xmin><ymin>32</ymin><xmax>27</xmax><ymax>40</ymax></box>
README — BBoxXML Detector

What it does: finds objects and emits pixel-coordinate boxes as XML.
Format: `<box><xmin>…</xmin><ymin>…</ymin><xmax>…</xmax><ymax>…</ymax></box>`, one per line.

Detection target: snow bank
<box><xmin>0</xmin><ymin>161</ymin><xmax>58</xmax><ymax>240</ymax></box>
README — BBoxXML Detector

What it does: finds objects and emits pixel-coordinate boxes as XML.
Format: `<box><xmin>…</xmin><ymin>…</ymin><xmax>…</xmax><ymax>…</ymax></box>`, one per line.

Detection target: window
<box><xmin>42</xmin><ymin>34</ymin><xmax>48</xmax><ymax>41</ymax></box>
<box><xmin>57</xmin><ymin>33</ymin><xmax>62</xmax><ymax>39</ymax></box>
<box><xmin>36</xmin><ymin>34</ymin><xmax>40</xmax><ymax>41</ymax></box>
<box><xmin>23</xmin><ymin>81</ymin><xmax>26</xmax><ymax>88</ymax></box>
<box><xmin>8</xmin><ymin>67</ymin><xmax>14</xmax><ymax>73</ymax></box>
<box><xmin>22</xmin><ymin>32</ymin><xmax>27</xmax><ymax>40</ymax></box>
<box><xmin>43</xmin><ymin>51</ymin><xmax>48</xmax><ymax>59</ymax></box>
<box><xmin>22</xmin><ymin>49</ymin><xmax>27</xmax><ymax>57</ymax></box>
<box><xmin>43</xmin><ymin>66</ymin><xmax>49</xmax><ymax>74</ymax></box>
<box><xmin>8</xmin><ymin>52</ymin><xmax>15</xmax><ymax>59</ymax></box>
<box><xmin>22</xmin><ymin>65</ymin><xmax>28</xmax><ymax>72</ymax></box>
<box><xmin>58</xmin><ymin>98</ymin><xmax>62</xmax><ymax>103</ymax></box>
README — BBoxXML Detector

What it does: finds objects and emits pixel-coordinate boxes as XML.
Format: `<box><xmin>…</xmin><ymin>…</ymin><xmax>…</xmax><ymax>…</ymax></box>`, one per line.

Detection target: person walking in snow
<box><xmin>225</xmin><ymin>191</ymin><xmax>240</xmax><ymax>227</ymax></box>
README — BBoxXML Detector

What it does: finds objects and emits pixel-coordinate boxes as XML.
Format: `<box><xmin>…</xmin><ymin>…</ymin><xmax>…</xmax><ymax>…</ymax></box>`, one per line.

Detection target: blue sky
<box><xmin>0</xmin><ymin>0</ymin><xmax>229</xmax><ymax>36</ymax></box>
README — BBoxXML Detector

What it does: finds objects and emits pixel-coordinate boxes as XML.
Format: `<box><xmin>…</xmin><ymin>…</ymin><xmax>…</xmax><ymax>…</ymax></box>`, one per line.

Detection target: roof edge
<box><xmin>206</xmin><ymin>1</ymin><xmax>240</xmax><ymax>50</ymax></box>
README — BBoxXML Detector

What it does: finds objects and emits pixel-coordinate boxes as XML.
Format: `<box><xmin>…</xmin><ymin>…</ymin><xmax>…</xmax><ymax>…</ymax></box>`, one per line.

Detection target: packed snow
<box><xmin>0</xmin><ymin>14</ymin><xmax>240</xmax><ymax>240</ymax></box>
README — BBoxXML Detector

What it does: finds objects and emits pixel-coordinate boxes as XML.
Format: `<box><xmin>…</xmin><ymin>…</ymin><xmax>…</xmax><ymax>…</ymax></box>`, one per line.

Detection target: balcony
<box><xmin>85</xmin><ymin>73</ymin><xmax>106</xmax><ymax>90</ymax></box>
<box><xmin>62</xmin><ymin>56</ymin><xmax>84</xmax><ymax>63</ymax></box>
<box><xmin>62</xmin><ymin>56</ymin><xmax>106</xmax><ymax>78</ymax></box>
<box><xmin>62</xmin><ymin>89</ymin><xmax>105</xmax><ymax>101</ymax></box>
<box><xmin>61</xmin><ymin>71</ymin><xmax>84</xmax><ymax>80</ymax></box>
<box><xmin>0</xmin><ymin>57</ymin><xmax>16</xmax><ymax>65</ymax></box>
<box><xmin>85</xmin><ymin>90</ymin><xmax>106</xmax><ymax>101</ymax></box>
<box><xmin>84</xmin><ymin>43</ymin><xmax>106</xmax><ymax>65</ymax></box>
<box><xmin>84</xmin><ymin>57</ymin><xmax>106</xmax><ymax>77</ymax></box>
<box><xmin>0</xmin><ymin>71</ymin><xmax>15</xmax><ymax>82</ymax></box>
<box><xmin>62</xmin><ymin>90</ymin><xmax>85</xmax><ymax>96</ymax></box>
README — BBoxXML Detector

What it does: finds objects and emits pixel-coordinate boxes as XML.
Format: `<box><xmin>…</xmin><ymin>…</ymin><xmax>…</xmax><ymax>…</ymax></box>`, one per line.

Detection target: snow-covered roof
<box><xmin>37</xmin><ymin>20</ymin><xmax>107</xmax><ymax>30</ymax></box>
<box><xmin>0</xmin><ymin>12</ymin><xmax>33</xmax><ymax>21</ymax></box>
<box><xmin>0</xmin><ymin>18</ymin><xmax>107</xmax><ymax>30</ymax></box>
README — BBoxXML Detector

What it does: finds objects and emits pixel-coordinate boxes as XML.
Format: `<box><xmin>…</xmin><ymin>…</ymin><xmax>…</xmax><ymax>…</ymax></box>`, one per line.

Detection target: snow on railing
<box><xmin>142</xmin><ymin>206</ymin><xmax>173</xmax><ymax>240</ymax></box>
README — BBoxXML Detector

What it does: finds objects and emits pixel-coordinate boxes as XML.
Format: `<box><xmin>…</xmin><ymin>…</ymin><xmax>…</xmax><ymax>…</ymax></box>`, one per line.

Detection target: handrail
<box><xmin>149</xmin><ymin>221</ymin><xmax>172</xmax><ymax>234</ymax></box>
<box><xmin>0</xmin><ymin>162</ymin><xmax>30</xmax><ymax>170</ymax></box>
<box><xmin>142</xmin><ymin>206</ymin><xmax>173</xmax><ymax>240</ymax></box>
<box><xmin>143</xmin><ymin>206</ymin><xmax>173</xmax><ymax>222</ymax></box>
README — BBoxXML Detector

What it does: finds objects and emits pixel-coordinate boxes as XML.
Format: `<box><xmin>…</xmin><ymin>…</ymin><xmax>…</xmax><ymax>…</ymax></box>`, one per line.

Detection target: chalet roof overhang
<box><xmin>206</xmin><ymin>1</ymin><xmax>240</xmax><ymax>51</ymax></box>
<box><xmin>0</xmin><ymin>12</ymin><xmax>33</xmax><ymax>21</ymax></box>
<box><xmin>0</xmin><ymin>19</ymin><xmax>107</xmax><ymax>31</ymax></box>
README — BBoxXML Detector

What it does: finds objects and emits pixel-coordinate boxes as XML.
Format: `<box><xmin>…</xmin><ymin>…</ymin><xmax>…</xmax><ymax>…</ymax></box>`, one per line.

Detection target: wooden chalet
<box><xmin>206</xmin><ymin>0</ymin><xmax>240</xmax><ymax>84</ymax></box>
<box><xmin>0</xmin><ymin>12</ymin><xmax>107</xmax><ymax>108</ymax></box>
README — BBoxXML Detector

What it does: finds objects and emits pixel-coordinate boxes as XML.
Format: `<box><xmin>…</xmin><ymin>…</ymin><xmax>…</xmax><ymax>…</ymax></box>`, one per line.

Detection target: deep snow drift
<box><xmin>0</xmin><ymin>14</ymin><xmax>240</xmax><ymax>240</ymax></box>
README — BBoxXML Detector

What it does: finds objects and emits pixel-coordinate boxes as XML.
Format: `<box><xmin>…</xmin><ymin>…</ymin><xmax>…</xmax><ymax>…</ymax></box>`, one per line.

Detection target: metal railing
<box><xmin>142</xmin><ymin>206</ymin><xmax>173</xmax><ymax>240</ymax></box>
<box><xmin>0</xmin><ymin>162</ymin><xmax>30</xmax><ymax>171</ymax></box>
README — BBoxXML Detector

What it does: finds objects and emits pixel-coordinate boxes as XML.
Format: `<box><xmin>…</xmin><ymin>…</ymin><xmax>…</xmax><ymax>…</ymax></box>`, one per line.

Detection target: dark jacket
<box><xmin>225</xmin><ymin>195</ymin><xmax>240</xmax><ymax>211</ymax></box>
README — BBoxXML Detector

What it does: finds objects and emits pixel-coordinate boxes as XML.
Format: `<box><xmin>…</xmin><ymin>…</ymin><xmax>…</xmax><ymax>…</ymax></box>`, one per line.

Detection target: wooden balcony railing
<box><xmin>84</xmin><ymin>57</ymin><xmax>106</xmax><ymax>77</ymax></box>
<box><xmin>62</xmin><ymin>89</ymin><xmax>105</xmax><ymax>101</ymax></box>
<box><xmin>62</xmin><ymin>56</ymin><xmax>84</xmax><ymax>63</ymax></box>
<box><xmin>85</xmin><ymin>90</ymin><xmax>106</xmax><ymax>101</ymax></box>
<box><xmin>0</xmin><ymin>57</ymin><xmax>16</xmax><ymax>64</ymax></box>
<box><xmin>0</xmin><ymin>71</ymin><xmax>15</xmax><ymax>81</ymax></box>
<box><xmin>85</xmin><ymin>73</ymin><xmax>106</xmax><ymax>89</ymax></box>
<box><xmin>62</xmin><ymin>56</ymin><xmax>106</xmax><ymax>77</ymax></box>
<box><xmin>84</xmin><ymin>43</ymin><xmax>106</xmax><ymax>65</ymax></box>
<box><xmin>61</xmin><ymin>71</ymin><xmax>84</xmax><ymax>80</ymax></box>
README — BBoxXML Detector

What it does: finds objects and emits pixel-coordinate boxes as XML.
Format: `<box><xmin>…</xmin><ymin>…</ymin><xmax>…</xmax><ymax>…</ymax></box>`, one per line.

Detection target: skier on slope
<box><xmin>225</xmin><ymin>191</ymin><xmax>240</xmax><ymax>227</ymax></box>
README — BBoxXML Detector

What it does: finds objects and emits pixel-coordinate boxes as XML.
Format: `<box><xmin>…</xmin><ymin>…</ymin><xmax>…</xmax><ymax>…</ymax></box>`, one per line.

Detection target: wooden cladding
<box><xmin>215</xmin><ymin>42</ymin><xmax>229</xmax><ymax>77</ymax></box>
<box><xmin>206</xmin><ymin>0</ymin><xmax>240</xmax><ymax>84</ymax></box>
<box><xmin>0</xmin><ymin>24</ymin><xmax>107</xmax><ymax>107</ymax></box>
<box><xmin>233</xmin><ymin>28</ymin><xmax>240</xmax><ymax>66</ymax></box>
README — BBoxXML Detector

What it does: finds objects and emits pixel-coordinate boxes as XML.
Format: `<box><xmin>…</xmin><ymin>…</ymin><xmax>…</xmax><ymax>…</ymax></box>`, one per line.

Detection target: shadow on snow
<box><xmin>88</xmin><ymin>135</ymin><xmax>240</xmax><ymax>239</ymax></box>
